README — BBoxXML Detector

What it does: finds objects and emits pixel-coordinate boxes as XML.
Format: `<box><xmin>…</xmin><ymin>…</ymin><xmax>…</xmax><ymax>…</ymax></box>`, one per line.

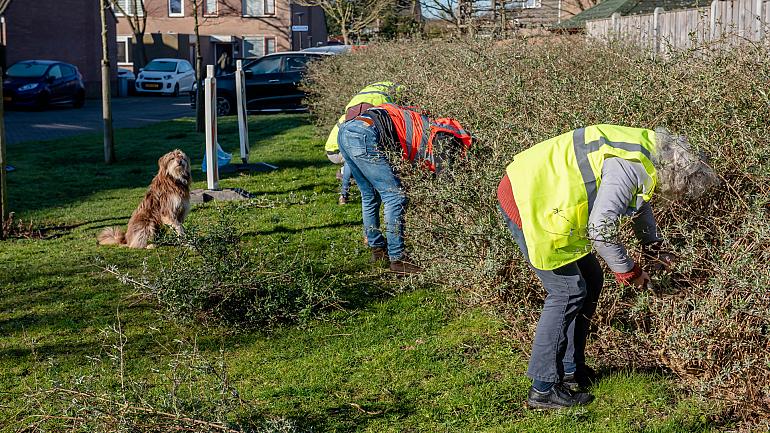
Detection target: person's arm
<box><xmin>588</xmin><ymin>158</ymin><xmax>650</xmax><ymax>287</ymax></box>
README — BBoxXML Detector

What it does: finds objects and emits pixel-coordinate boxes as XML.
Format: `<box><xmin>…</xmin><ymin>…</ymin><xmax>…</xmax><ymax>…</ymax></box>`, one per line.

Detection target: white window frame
<box><xmin>242</xmin><ymin>0</ymin><xmax>275</xmax><ymax>17</ymax></box>
<box><xmin>168</xmin><ymin>0</ymin><xmax>184</xmax><ymax>17</ymax></box>
<box><xmin>113</xmin><ymin>0</ymin><xmax>144</xmax><ymax>16</ymax></box>
<box><xmin>511</xmin><ymin>0</ymin><xmax>541</xmax><ymax>8</ymax></box>
<box><xmin>203</xmin><ymin>0</ymin><xmax>218</xmax><ymax>16</ymax></box>
<box><xmin>117</xmin><ymin>35</ymin><xmax>132</xmax><ymax>65</ymax></box>
<box><xmin>242</xmin><ymin>35</ymin><xmax>277</xmax><ymax>57</ymax></box>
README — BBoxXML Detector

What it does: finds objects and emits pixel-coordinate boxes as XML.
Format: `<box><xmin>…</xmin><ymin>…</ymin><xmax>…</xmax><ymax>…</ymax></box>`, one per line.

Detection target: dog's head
<box><xmin>158</xmin><ymin>149</ymin><xmax>191</xmax><ymax>184</ymax></box>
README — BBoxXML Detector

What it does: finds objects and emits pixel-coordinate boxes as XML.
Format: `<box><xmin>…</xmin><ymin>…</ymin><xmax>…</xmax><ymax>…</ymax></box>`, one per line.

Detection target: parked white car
<box><xmin>135</xmin><ymin>58</ymin><xmax>195</xmax><ymax>96</ymax></box>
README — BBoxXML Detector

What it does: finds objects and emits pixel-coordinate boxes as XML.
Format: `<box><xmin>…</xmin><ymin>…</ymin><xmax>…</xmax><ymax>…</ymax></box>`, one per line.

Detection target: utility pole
<box><xmin>100</xmin><ymin>0</ymin><xmax>116</xmax><ymax>164</ymax></box>
<box><xmin>0</xmin><ymin>67</ymin><xmax>7</xmax><ymax>227</ymax></box>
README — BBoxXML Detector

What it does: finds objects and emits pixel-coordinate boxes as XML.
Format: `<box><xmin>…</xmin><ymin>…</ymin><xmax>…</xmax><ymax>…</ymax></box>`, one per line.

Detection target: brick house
<box><xmin>0</xmin><ymin>0</ymin><xmax>118</xmax><ymax>96</ymax></box>
<box><xmin>510</xmin><ymin>0</ymin><xmax>596</xmax><ymax>28</ymax></box>
<box><xmin>114</xmin><ymin>0</ymin><xmax>327</xmax><ymax>73</ymax></box>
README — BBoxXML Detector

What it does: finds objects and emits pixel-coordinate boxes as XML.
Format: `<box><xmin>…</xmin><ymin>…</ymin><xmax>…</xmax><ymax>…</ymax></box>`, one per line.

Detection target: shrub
<box><xmin>304</xmin><ymin>37</ymin><xmax>770</xmax><ymax>422</ymax></box>
<box><xmin>106</xmin><ymin>207</ymin><xmax>341</xmax><ymax>329</ymax></box>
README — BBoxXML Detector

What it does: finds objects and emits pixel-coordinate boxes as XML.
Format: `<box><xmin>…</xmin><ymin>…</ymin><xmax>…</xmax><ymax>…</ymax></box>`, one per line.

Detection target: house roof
<box><xmin>556</xmin><ymin>0</ymin><xmax>707</xmax><ymax>30</ymax></box>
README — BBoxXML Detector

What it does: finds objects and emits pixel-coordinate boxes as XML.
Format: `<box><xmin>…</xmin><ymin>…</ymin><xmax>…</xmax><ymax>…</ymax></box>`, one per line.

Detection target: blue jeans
<box><xmin>500</xmin><ymin>207</ymin><xmax>603</xmax><ymax>383</ymax></box>
<box><xmin>340</xmin><ymin>161</ymin><xmax>352</xmax><ymax>198</ymax></box>
<box><xmin>338</xmin><ymin>119</ymin><xmax>406</xmax><ymax>261</ymax></box>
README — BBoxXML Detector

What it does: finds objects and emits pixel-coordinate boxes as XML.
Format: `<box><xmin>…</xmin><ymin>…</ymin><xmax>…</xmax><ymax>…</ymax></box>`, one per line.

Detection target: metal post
<box><xmin>653</xmin><ymin>7</ymin><xmax>664</xmax><ymax>56</ymax></box>
<box><xmin>0</xmin><ymin>67</ymin><xmax>7</xmax><ymax>225</ymax></box>
<box><xmin>204</xmin><ymin>65</ymin><xmax>219</xmax><ymax>190</ymax></box>
<box><xmin>235</xmin><ymin>60</ymin><xmax>249</xmax><ymax>164</ymax></box>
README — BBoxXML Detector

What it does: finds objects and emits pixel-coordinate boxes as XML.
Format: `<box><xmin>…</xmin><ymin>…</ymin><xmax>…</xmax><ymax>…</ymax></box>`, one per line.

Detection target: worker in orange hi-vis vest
<box><xmin>337</xmin><ymin>103</ymin><xmax>472</xmax><ymax>275</ymax></box>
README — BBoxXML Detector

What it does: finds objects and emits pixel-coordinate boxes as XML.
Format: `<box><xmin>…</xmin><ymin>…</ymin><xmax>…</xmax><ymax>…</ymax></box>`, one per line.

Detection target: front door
<box><xmin>214</xmin><ymin>43</ymin><xmax>234</xmax><ymax>76</ymax></box>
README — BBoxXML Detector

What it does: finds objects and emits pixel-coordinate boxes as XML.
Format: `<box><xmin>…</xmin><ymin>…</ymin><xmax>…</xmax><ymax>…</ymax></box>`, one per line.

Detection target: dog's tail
<box><xmin>98</xmin><ymin>227</ymin><xmax>126</xmax><ymax>246</ymax></box>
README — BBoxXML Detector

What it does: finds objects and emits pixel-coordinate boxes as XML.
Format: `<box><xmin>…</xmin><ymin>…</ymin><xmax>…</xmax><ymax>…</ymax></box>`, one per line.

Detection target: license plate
<box><xmin>145</xmin><ymin>83</ymin><xmax>160</xmax><ymax>89</ymax></box>
<box><xmin>3</xmin><ymin>96</ymin><xmax>11</xmax><ymax>102</ymax></box>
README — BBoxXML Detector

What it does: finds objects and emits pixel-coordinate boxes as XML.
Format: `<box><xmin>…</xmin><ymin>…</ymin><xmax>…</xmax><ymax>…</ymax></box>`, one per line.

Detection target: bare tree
<box><xmin>295</xmin><ymin>0</ymin><xmax>390</xmax><ymax>44</ymax></box>
<box><xmin>100</xmin><ymin>0</ymin><xmax>116</xmax><ymax>163</ymax></box>
<box><xmin>109</xmin><ymin>0</ymin><xmax>150</xmax><ymax>73</ymax></box>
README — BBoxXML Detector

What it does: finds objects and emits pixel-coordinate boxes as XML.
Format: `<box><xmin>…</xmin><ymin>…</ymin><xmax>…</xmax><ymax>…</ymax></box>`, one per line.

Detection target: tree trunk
<box><xmin>100</xmin><ymin>0</ymin><xmax>116</xmax><ymax>164</ymax></box>
<box><xmin>0</xmin><ymin>67</ymin><xmax>8</xmax><ymax>228</ymax></box>
<box><xmin>193</xmin><ymin>2</ymin><xmax>205</xmax><ymax>133</ymax></box>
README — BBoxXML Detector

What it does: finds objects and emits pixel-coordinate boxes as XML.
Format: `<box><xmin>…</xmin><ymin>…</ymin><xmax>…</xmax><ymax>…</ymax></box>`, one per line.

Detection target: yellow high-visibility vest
<box><xmin>506</xmin><ymin>124</ymin><xmax>658</xmax><ymax>270</ymax></box>
<box><xmin>325</xmin><ymin>82</ymin><xmax>399</xmax><ymax>153</ymax></box>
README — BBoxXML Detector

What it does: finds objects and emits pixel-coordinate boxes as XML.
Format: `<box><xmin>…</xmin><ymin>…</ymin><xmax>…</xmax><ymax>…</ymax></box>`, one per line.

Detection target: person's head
<box><xmin>431</xmin><ymin>132</ymin><xmax>466</xmax><ymax>173</ymax></box>
<box><xmin>653</xmin><ymin>127</ymin><xmax>719</xmax><ymax>200</ymax></box>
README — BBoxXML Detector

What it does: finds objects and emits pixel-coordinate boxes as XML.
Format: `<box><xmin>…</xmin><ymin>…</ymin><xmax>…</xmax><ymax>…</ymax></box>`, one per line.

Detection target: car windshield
<box><xmin>6</xmin><ymin>63</ymin><xmax>49</xmax><ymax>78</ymax></box>
<box><xmin>144</xmin><ymin>60</ymin><xmax>177</xmax><ymax>72</ymax></box>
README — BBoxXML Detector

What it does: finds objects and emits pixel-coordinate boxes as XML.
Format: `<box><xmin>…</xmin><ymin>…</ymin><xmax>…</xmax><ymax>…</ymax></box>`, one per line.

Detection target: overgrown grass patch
<box><xmin>0</xmin><ymin>114</ymin><xmax>719</xmax><ymax>431</ymax></box>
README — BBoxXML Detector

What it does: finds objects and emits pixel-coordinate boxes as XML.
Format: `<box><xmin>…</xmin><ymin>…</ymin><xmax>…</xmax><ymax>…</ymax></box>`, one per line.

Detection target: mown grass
<box><xmin>0</xmin><ymin>114</ymin><xmax>716</xmax><ymax>432</ymax></box>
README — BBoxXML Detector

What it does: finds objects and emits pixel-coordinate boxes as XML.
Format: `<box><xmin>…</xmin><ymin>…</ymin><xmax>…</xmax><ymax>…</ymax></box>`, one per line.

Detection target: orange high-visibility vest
<box><xmin>378</xmin><ymin>104</ymin><xmax>472</xmax><ymax>170</ymax></box>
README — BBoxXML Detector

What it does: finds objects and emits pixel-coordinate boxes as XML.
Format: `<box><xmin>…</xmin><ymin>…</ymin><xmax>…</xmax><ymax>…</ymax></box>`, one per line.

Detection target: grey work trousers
<box><xmin>501</xmin><ymin>208</ymin><xmax>604</xmax><ymax>383</ymax></box>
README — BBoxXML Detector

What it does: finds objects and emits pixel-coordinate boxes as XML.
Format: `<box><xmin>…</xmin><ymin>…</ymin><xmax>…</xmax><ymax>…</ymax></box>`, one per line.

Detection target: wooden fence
<box><xmin>586</xmin><ymin>0</ymin><xmax>769</xmax><ymax>52</ymax></box>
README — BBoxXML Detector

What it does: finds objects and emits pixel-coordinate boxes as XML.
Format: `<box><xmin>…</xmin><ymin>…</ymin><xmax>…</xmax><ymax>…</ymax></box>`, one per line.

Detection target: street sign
<box><xmin>291</xmin><ymin>25</ymin><xmax>309</xmax><ymax>32</ymax></box>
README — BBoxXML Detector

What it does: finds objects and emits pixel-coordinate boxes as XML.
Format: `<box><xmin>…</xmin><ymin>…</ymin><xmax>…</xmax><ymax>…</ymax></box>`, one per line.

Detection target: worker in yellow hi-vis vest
<box><xmin>497</xmin><ymin>125</ymin><xmax>718</xmax><ymax>410</ymax></box>
<box><xmin>325</xmin><ymin>82</ymin><xmax>401</xmax><ymax>205</ymax></box>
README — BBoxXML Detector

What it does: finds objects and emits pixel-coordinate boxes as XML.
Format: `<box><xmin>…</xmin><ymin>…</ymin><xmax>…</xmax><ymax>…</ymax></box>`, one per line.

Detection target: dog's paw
<box><xmin>146</xmin><ymin>244</ymin><xmax>157</xmax><ymax>250</ymax></box>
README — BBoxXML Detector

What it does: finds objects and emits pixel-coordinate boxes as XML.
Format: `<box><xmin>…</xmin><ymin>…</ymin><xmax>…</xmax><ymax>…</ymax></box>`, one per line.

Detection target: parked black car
<box><xmin>3</xmin><ymin>60</ymin><xmax>86</xmax><ymax>110</ymax></box>
<box><xmin>191</xmin><ymin>52</ymin><xmax>329</xmax><ymax>116</ymax></box>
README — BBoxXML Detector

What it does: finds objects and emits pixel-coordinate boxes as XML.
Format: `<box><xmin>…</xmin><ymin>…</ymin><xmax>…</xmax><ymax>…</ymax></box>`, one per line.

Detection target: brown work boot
<box><xmin>370</xmin><ymin>247</ymin><xmax>388</xmax><ymax>263</ymax></box>
<box><xmin>389</xmin><ymin>257</ymin><xmax>423</xmax><ymax>275</ymax></box>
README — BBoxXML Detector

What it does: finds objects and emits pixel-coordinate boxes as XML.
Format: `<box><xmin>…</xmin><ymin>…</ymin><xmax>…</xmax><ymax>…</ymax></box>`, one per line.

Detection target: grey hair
<box><xmin>653</xmin><ymin>127</ymin><xmax>720</xmax><ymax>200</ymax></box>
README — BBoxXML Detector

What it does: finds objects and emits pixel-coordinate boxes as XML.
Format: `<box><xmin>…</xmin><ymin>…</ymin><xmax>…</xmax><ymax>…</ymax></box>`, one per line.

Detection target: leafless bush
<box><xmin>14</xmin><ymin>317</ymin><xmax>309</xmax><ymax>432</ymax></box>
<box><xmin>305</xmin><ymin>37</ymin><xmax>770</xmax><ymax>422</ymax></box>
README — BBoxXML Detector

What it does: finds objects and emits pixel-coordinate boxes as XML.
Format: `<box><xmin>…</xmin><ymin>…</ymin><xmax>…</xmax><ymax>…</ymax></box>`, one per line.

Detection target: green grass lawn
<box><xmin>0</xmin><ymin>114</ymin><xmax>716</xmax><ymax>432</ymax></box>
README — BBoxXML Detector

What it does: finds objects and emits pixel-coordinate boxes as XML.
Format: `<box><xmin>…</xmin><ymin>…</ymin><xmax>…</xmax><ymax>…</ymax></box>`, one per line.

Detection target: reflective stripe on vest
<box><xmin>505</xmin><ymin>124</ymin><xmax>657</xmax><ymax>271</ymax></box>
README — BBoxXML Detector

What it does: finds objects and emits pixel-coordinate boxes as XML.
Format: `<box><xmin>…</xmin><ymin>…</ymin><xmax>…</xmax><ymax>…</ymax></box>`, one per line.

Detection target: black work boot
<box><xmin>370</xmin><ymin>247</ymin><xmax>389</xmax><ymax>264</ymax></box>
<box><xmin>563</xmin><ymin>365</ymin><xmax>598</xmax><ymax>392</ymax></box>
<box><xmin>389</xmin><ymin>256</ymin><xmax>423</xmax><ymax>275</ymax></box>
<box><xmin>527</xmin><ymin>383</ymin><xmax>594</xmax><ymax>410</ymax></box>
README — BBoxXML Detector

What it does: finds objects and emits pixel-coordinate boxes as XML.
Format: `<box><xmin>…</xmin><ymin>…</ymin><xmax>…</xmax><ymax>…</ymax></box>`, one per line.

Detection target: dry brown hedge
<box><xmin>304</xmin><ymin>37</ymin><xmax>770</xmax><ymax>424</ymax></box>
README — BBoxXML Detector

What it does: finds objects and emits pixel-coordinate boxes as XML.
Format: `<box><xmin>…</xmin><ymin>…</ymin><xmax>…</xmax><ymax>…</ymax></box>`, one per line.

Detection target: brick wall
<box><xmin>4</xmin><ymin>0</ymin><xmax>118</xmax><ymax>97</ymax></box>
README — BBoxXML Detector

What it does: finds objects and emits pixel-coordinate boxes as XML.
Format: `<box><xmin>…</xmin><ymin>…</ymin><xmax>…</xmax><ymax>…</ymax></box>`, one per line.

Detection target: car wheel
<box><xmin>216</xmin><ymin>96</ymin><xmax>233</xmax><ymax>116</ymax></box>
<box><xmin>72</xmin><ymin>91</ymin><xmax>85</xmax><ymax>108</ymax></box>
<box><xmin>172</xmin><ymin>83</ymin><xmax>180</xmax><ymax>97</ymax></box>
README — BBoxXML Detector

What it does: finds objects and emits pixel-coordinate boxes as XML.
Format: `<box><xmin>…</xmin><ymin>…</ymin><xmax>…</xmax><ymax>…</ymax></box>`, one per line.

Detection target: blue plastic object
<box><xmin>201</xmin><ymin>143</ymin><xmax>232</xmax><ymax>173</ymax></box>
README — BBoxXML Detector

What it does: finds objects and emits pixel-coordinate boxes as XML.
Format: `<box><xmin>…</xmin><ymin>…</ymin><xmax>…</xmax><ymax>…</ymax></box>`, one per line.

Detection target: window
<box><xmin>169</xmin><ymin>0</ymin><xmax>183</xmax><ymax>16</ymax></box>
<box><xmin>61</xmin><ymin>65</ymin><xmax>77</xmax><ymax>77</ymax></box>
<box><xmin>285</xmin><ymin>56</ymin><xmax>309</xmax><ymax>72</ymax></box>
<box><xmin>113</xmin><ymin>0</ymin><xmax>144</xmax><ymax>16</ymax></box>
<box><xmin>243</xmin><ymin>36</ymin><xmax>276</xmax><ymax>57</ymax></box>
<box><xmin>265</xmin><ymin>37</ymin><xmax>276</xmax><ymax>54</ymax></box>
<box><xmin>248</xmin><ymin>56</ymin><xmax>282</xmax><ymax>74</ymax></box>
<box><xmin>47</xmin><ymin>65</ymin><xmax>63</xmax><ymax>80</ymax></box>
<box><xmin>117</xmin><ymin>36</ymin><xmax>133</xmax><ymax>64</ymax></box>
<box><xmin>178</xmin><ymin>61</ymin><xmax>193</xmax><ymax>73</ymax></box>
<box><xmin>242</xmin><ymin>0</ymin><xmax>275</xmax><ymax>16</ymax></box>
<box><xmin>204</xmin><ymin>0</ymin><xmax>218</xmax><ymax>15</ymax></box>
<box><xmin>511</xmin><ymin>0</ymin><xmax>540</xmax><ymax>8</ymax></box>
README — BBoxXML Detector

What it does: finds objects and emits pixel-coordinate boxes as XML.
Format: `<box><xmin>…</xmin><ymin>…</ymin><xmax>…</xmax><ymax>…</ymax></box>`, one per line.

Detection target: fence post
<box><xmin>710</xmin><ymin>0</ymin><xmax>719</xmax><ymax>41</ymax></box>
<box><xmin>235</xmin><ymin>60</ymin><xmax>249</xmax><ymax>164</ymax></box>
<box><xmin>755</xmin><ymin>0</ymin><xmax>764</xmax><ymax>40</ymax></box>
<box><xmin>204</xmin><ymin>65</ymin><xmax>219</xmax><ymax>190</ymax></box>
<box><xmin>653</xmin><ymin>7</ymin><xmax>664</xmax><ymax>56</ymax></box>
<box><xmin>611</xmin><ymin>12</ymin><xmax>621</xmax><ymax>38</ymax></box>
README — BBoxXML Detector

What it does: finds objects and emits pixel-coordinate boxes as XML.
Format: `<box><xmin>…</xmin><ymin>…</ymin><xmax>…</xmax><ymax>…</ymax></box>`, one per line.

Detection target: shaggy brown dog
<box><xmin>98</xmin><ymin>149</ymin><xmax>191</xmax><ymax>248</ymax></box>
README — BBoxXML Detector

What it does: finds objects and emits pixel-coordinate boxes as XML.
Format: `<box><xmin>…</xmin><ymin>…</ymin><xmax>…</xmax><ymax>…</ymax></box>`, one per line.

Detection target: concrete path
<box><xmin>3</xmin><ymin>95</ymin><xmax>193</xmax><ymax>145</ymax></box>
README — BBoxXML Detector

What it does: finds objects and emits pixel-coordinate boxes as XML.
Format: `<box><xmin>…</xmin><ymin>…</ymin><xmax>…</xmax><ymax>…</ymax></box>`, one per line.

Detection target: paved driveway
<box><xmin>3</xmin><ymin>96</ymin><xmax>193</xmax><ymax>145</ymax></box>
